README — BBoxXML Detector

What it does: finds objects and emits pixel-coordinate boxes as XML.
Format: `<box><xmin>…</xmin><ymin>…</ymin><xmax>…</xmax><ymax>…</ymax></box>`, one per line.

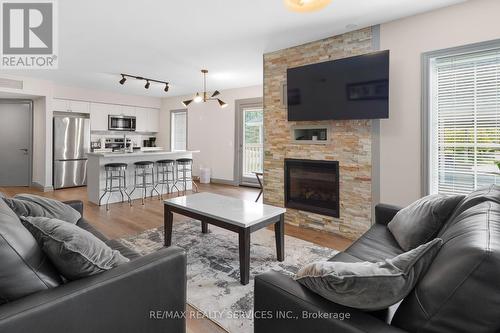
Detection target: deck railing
<box><xmin>243</xmin><ymin>144</ymin><xmax>263</xmax><ymax>176</ymax></box>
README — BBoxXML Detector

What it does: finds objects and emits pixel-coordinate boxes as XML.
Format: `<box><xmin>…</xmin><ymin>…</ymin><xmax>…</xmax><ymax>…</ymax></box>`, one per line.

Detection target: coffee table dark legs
<box><xmin>239</xmin><ymin>228</ymin><xmax>251</xmax><ymax>285</ymax></box>
<box><xmin>201</xmin><ymin>221</ymin><xmax>209</xmax><ymax>234</ymax></box>
<box><xmin>163</xmin><ymin>203</ymin><xmax>284</xmax><ymax>285</ymax></box>
<box><xmin>164</xmin><ymin>206</ymin><xmax>173</xmax><ymax>247</ymax></box>
<box><xmin>275</xmin><ymin>213</ymin><xmax>285</xmax><ymax>261</ymax></box>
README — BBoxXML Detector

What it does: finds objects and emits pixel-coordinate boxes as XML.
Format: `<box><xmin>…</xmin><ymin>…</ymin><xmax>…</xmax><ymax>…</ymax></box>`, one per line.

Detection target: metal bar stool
<box><xmin>98</xmin><ymin>163</ymin><xmax>131</xmax><ymax>211</ymax></box>
<box><xmin>172</xmin><ymin>158</ymin><xmax>198</xmax><ymax>195</ymax></box>
<box><xmin>129</xmin><ymin>161</ymin><xmax>160</xmax><ymax>205</ymax></box>
<box><xmin>153</xmin><ymin>159</ymin><xmax>176</xmax><ymax>200</ymax></box>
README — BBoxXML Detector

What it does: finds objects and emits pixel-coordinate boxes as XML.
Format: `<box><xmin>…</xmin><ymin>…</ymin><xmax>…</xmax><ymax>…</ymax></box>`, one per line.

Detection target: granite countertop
<box><xmin>87</xmin><ymin>150</ymin><xmax>199</xmax><ymax>158</ymax></box>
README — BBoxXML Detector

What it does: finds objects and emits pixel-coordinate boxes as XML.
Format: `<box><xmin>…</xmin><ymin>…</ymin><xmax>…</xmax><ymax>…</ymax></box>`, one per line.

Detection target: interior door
<box><xmin>0</xmin><ymin>101</ymin><xmax>32</xmax><ymax>186</ymax></box>
<box><xmin>238</xmin><ymin>103</ymin><xmax>264</xmax><ymax>185</ymax></box>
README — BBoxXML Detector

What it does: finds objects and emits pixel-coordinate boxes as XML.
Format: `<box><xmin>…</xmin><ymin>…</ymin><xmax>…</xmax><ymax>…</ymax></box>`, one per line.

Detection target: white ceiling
<box><xmin>2</xmin><ymin>0</ymin><xmax>466</xmax><ymax>98</ymax></box>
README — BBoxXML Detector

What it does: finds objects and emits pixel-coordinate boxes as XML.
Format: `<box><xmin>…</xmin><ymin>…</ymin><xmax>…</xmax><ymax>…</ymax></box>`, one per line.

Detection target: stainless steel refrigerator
<box><xmin>53</xmin><ymin>113</ymin><xmax>90</xmax><ymax>189</ymax></box>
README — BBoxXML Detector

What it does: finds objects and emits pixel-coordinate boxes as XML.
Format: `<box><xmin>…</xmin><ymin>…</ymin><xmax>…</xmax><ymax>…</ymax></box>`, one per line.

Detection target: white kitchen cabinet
<box><xmin>119</xmin><ymin>105</ymin><xmax>136</xmax><ymax>117</ymax></box>
<box><xmin>69</xmin><ymin>100</ymin><xmax>90</xmax><ymax>114</ymax></box>
<box><xmin>52</xmin><ymin>99</ymin><xmax>90</xmax><ymax>113</ymax></box>
<box><xmin>148</xmin><ymin>108</ymin><xmax>160</xmax><ymax>133</ymax></box>
<box><xmin>134</xmin><ymin>107</ymin><xmax>160</xmax><ymax>133</ymax></box>
<box><xmin>134</xmin><ymin>107</ymin><xmax>147</xmax><ymax>132</ymax></box>
<box><xmin>90</xmin><ymin>103</ymin><xmax>121</xmax><ymax>131</ymax></box>
<box><xmin>53</xmin><ymin>99</ymin><xmax>70</xmax><ymax>112</ymax></box>
<box><xmin>90</xmin><ymin>103</ymin><xmax>109</xmax><ymax>131</ymax></box>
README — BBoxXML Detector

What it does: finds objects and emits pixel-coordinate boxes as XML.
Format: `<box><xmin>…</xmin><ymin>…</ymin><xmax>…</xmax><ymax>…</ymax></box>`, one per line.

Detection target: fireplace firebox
<box><xmin>284</xmin><ymin>159</ymin><xmax>340</xmax><ymax>218</ymax></box>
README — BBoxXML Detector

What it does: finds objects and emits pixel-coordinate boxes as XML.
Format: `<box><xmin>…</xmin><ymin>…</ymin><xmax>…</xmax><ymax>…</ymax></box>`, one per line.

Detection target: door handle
<box><xmin>19</xmin><ymin>148</ymin><xmax>28</xmax><ymax>155</ymax></box>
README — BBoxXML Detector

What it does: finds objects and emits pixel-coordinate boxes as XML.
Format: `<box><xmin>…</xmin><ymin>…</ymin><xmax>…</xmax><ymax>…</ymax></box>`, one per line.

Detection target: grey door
<box><xmin>0</xmin><ymin>101</ymin><xmax>32</xmax><ymax>186</ymax></box>
<box><xmin>237</xmin><ymin>101</ymin><xmax>264</xmax><ymax>186</ymax></box>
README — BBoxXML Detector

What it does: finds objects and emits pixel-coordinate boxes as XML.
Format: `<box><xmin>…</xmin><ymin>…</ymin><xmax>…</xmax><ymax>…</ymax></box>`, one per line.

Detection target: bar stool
<box><xmin>153</xmin><ymin>159</ymin><xmax>176</xmax><ymax>199</ymax></box>
<box><xmin>129</xmin><ymin>161</ymin><xmax>160</xmax><ymax>205</ymax></box>
<box><xmin>98</xmin><ymin>163</ymin><xmax>131</xmax><ymax>211</ymax></box>
<box><xmin>173</xmin><ymin>158</ymin><xmax>198</xmax><ymax>195</ymax></box>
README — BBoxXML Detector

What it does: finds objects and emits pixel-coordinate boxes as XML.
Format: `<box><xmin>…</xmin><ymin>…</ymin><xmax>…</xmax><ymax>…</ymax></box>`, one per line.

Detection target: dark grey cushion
<box><xmin>0</xmin><ymin>199</ymin><xmax>62</xmax><ymax>304</ymax></box>
<box><xmin>387</xmin><ymin>194</ymin><xmax>463</xmax><ymax>251</ymax></box>
<box><xmin>295</xmin><ymin>238</ymin><xmax>443</xmax><ymax>311</ymax></box>
<box><xmin>3</xmin><ymin>194</ymin><xmax>81</xmax><ymax>224</ymax></box>
<box><xmin>21</xmin><ymin>216</ymin><xmax>129</xmax><ymax>281</ymax></box>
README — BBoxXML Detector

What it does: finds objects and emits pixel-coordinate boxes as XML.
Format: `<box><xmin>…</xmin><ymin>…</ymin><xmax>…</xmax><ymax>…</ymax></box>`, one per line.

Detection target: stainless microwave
<box><xmin>108</xmin><ymin>115</ymin><xmax>136</xmax><ymax>131</ymax></box>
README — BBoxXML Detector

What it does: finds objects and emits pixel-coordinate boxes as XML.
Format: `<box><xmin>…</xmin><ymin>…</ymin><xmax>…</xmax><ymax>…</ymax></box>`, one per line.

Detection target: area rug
<box><xmin>119</xmin><ymin>220</ymin><xmax>338</xmax><ymax>333</ymax></box>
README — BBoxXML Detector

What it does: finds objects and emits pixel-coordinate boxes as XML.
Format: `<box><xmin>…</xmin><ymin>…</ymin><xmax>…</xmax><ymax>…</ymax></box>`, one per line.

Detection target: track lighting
<box><xmin>182</xmin><ymin>70</ymin><xmax>227</xmax><ymax>108</ymax></box>
<box><xmin>118</xmin><ymin>74</ymin><xmax>170</xmax><ymax>94</ymax></box>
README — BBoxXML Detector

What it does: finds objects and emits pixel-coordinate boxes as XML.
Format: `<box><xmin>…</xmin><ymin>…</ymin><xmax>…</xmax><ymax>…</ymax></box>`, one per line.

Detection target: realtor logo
<box><xmin>1</xmin><ymin>0</ymin><xmax>58</xmax><ymax>68</ymax></box>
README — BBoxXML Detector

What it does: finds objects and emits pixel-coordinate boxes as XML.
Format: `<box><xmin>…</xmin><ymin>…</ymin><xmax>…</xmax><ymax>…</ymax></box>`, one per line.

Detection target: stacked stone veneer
<box><xmin>263</xmin><ymin>27</ymin><xmax>375</xmax><ymax>240</ymax></box>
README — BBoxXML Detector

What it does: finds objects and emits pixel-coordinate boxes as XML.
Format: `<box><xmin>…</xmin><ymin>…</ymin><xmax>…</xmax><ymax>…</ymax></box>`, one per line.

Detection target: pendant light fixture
<box><xmin>284</xmin><ymin>0</ymin><xmax>332</xmax><ymax>13</ymax></box>
<box><xmin>182</xmin><ymin>70</ymin><xmax>227</xmax><ymax>108</ymax></box>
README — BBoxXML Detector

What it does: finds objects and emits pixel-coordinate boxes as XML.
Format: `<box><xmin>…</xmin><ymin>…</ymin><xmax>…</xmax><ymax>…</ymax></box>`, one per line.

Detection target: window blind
<box><xmin>430</xmin><ymin>49</ymin><xmax>500</xmax><ymax>195</ymax></box>
<box><xmin>171</xmin><ymin>111</ymin><xmax>187</xmax><ymax>151</ymax></box>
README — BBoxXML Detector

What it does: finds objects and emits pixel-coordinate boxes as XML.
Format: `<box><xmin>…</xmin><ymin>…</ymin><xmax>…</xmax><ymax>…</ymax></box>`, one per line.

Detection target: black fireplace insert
<box><xmin>284</xmin><ymin>159</ymin><xmax>340</xmax><ymax>218</ymax></box>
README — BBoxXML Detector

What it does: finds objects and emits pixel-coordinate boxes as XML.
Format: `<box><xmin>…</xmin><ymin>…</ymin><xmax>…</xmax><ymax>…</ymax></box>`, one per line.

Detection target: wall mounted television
<box><xmin>287</xmin><ymin>50</ymin><xmax>389</xmax><ymax>121</ymax></box>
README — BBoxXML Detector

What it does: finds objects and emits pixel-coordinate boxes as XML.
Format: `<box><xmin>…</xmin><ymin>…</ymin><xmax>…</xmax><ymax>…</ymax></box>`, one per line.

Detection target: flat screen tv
<box><xmin>287</xmin><ymin>50</ymin><xmax>389</xmax><ymax>121</ymax></box>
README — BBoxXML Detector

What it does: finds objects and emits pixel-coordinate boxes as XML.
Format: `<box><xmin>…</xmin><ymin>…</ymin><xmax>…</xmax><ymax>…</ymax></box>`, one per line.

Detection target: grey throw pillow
<box><xmin>3</xmin><ymin>194</ymin><xmax>81</xmax><ymax>224</ymax></box>
<box><xmin>21</xmin><ymin>216</ymin><xmax>129</xmax><ymax>281</ymax></box>
<box><xmin>388</xmin><ymin>194</ymin><xmax>463</xmax><ymax>251</ymax></box>
<box><xmin>295</xmin><ymin>238</ymin><xmax>443</xmax><ymax>311</ymax></box>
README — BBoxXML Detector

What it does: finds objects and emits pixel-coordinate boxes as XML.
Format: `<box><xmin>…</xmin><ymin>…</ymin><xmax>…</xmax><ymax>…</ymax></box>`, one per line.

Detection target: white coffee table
<box><xmin>163</xmin><ymin>192</ymin><xmax>286</xmax><ymax>285</ymax></box>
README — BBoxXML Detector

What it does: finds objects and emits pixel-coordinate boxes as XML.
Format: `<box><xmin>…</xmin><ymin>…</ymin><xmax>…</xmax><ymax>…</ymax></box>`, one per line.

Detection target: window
<box><xmin>170</xmin><ymin>110</ymin><xmax>187</xmax><ymax>151</ymax></box>
<box><xmin>429</xmin><ymin>48</ymin><xmax>500</xmax><ymax>195</ymax></box>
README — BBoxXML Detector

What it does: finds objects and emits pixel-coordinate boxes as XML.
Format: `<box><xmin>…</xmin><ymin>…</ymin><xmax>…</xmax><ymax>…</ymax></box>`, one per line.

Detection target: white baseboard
<box><xmin>210</xmin><ymin>178</ymin><xmax>239</xmax><ymax>186</ymax></box>
<box><xmin>32</xmin><ymin>182</ymin><xmax>54</xmax><ymax>192</ymax></box>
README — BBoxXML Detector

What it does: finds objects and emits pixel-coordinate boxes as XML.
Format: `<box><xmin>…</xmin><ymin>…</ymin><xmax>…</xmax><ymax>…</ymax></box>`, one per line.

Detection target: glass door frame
<box><xmin>234</xmin><ymin>98</ymin><xmax>264</xmax><ymax>186</ymax></box>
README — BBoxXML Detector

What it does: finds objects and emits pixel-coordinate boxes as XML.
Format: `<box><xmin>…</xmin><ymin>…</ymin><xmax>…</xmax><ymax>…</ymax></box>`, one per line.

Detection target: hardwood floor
<box><xmin>0</xmin><ymin>183</ymin><xmax>352</xmax><ymax>333</ymax></box>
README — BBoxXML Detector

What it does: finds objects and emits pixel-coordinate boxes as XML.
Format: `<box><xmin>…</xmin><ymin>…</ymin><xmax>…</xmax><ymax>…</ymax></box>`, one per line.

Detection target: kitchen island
<box><xmin>87</xmin><ymin>150</ymin><xmax>199</xmax><ymax>205</ymax></box>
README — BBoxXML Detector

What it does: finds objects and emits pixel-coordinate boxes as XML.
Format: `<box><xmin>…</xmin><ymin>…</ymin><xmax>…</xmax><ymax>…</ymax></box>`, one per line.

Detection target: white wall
<box><xmin>159</xmin><ymin>85</ymin><xmax>263</xmax><ymax>182</ymax></box>
<box><xmin>379</xmin><ymin>0</ymin><xmax>500</xmax><ymax>206</ymax></box>
<box><xmin>53</xmin><ymin>85</ymin><xmax>161</xmax><ymax>108</ymax></box>
<box><xmin>0</xmin><ymin>74</ymin><xmax>161</xmax><ymax>189</ymax></box>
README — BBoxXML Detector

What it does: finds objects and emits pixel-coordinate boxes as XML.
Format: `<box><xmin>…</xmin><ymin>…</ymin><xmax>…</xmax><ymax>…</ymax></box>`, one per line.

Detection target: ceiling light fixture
<box><xmin>284</xmin><ymin>0</ymin><xmax>332</xmax><ymax>13</ymax></box>
<box><xmin>182</xmin><ymin>69</ymin><xmax>227</xmax><ymax>108</ymax></box>
<box><xmin>193</xmin><ymin>92</ymin><xmax>203</xmax><ymax>103</ymax></box>
<box><xmin>118</xmin><ymin>74</ymin><xmax>170</xmax><ymax>94</ymax></box>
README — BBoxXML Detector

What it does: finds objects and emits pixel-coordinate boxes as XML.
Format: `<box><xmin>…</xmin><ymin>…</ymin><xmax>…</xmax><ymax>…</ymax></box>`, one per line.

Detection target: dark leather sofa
<box><xmin>254</xmin><ymin>185</ymin><xmax>500</xmax><ymax>333</ymax></box>
<box><xmin>0</xmin><ymin>199</ymin><xmax>187</xmax><ymax>333</ymax></box>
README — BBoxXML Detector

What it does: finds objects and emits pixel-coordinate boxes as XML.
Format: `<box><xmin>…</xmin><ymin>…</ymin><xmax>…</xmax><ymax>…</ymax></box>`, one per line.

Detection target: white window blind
<box><xmin>171</xmin><ymin>111</ymin><xmax>187</xmax><ymax>151</ymax></box>
<box><xmin>430</xmin><ymin>49</ymin><xmax>500</xmax><ymax>195</ymax></box>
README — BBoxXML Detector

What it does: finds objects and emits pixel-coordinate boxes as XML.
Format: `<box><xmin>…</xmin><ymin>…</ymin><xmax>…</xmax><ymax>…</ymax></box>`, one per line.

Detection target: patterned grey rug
<box><xmin>119</xmin><ymin>220</ymin><xmax>338</xmax><ymax>333</ymax></box>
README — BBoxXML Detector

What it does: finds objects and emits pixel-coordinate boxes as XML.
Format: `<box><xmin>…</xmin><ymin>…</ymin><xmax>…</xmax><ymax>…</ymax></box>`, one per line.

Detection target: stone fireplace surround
<box><xmin>263</xmin><ymin>27</ymin><xmax>377</xmax><ymax>240</ymax></box>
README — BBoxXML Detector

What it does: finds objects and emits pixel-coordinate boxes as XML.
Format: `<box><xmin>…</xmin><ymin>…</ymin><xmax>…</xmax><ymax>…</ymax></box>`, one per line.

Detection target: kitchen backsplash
<box><xmin>91</xmin><ymin>134</ymin><xmax>155</xmax><ymax>148</ymax></box>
